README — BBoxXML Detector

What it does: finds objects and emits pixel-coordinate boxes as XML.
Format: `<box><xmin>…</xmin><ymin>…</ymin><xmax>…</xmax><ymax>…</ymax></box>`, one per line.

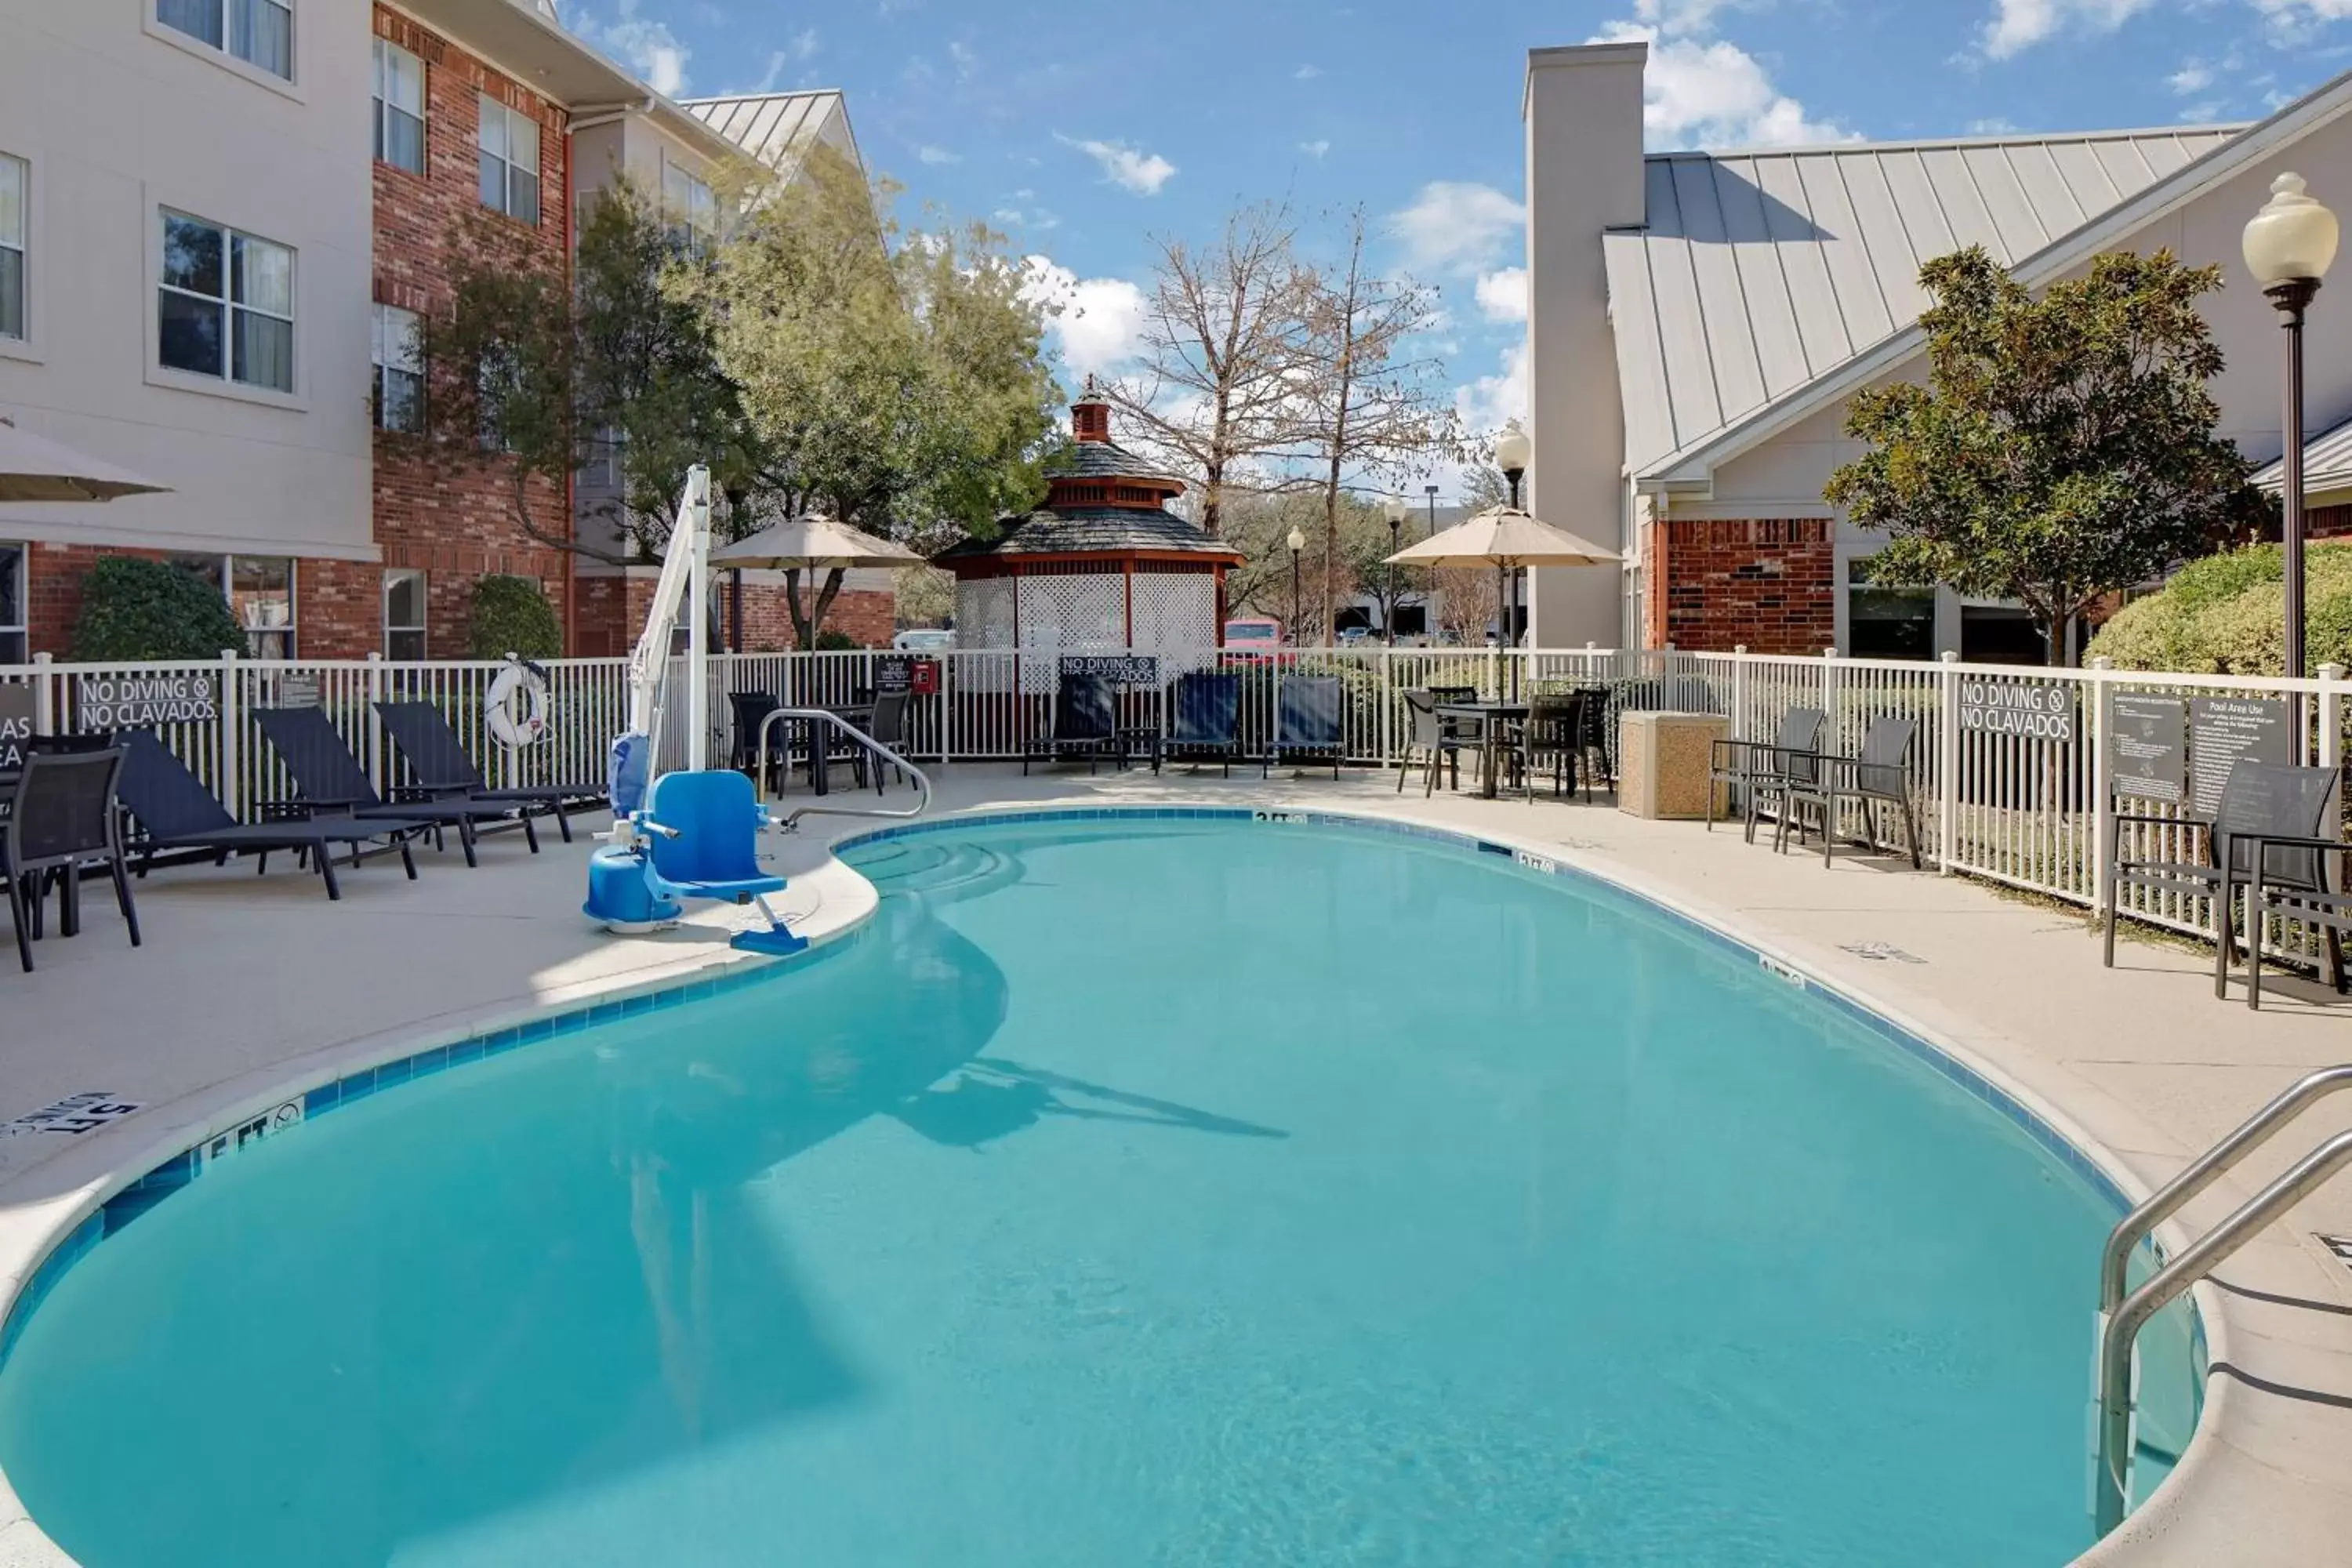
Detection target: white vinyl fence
<box><xmin>5</xmin><ymin>645</ymin><xmax>2343</xmax><ymax>953</ymax></box>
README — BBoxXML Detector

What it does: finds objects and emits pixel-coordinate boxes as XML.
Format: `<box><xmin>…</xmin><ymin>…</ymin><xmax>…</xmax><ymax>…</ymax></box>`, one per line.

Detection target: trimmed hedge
<box><xmin>466</xmin><ymin>575</ymin><xmax>563</xmax><ymax>660</ymax></box>
<box><xmin>71</xmin><ymin>556</ymin><xmax>247</xmax><ymax>661</ymax></box>
<box><xmin>2087</xmin><ymin>542</ymin><xmax>2352</xmax><ymax>675</ymax></box>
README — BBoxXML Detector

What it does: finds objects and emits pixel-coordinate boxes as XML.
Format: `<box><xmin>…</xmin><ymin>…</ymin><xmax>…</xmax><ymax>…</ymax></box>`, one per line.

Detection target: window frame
<box><xmin>0</xmin><ymin>153</ymin><xmax>24</xmax><ymax>348</ymax></box>
<box><xmin>371</xmin><ymin>302</ymin><xmax>423</xmax><ymax>433</ymax></box>
<box><xmin>662</xmin><ymin>158</ymin><xmax>717</xmax><ymax>256</ymax></box>
<box><xmin>0</xmin><ymin>541</ymin><xmax>25</xmax><ymax>666</ymax></box>
<box><xmin>154</xmin><ymin>208</ymin><xmax>297</xmax><ymax>400</ymax></box>
<box><xmin>372</xmin><ymin>38</ymin><xmax>426</xmax><ymax>176</ymax></box>
<box><xmin>476</xmin><ymin>95</ymin><xmax>542</xmax><ymax>226</ymax></box>
<box><xmin>151</xmin><ymin>0</ymin><xmax>298</xmax><ymax>93</ymax></box>
<box><xmin>383</xmin><ymin>568</ymin><xmax>428</xmax><ymax>661</ymax></box>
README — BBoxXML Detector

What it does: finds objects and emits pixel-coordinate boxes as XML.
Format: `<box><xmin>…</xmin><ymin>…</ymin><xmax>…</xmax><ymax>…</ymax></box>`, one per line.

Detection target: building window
<box><xmin>384</xmin><ymin>569</ymin><xmax>427</xmax><ymax>660</ymax></box>
<box><xmin>0</xmin><ymin>542</ymin><xmax>24</xmax><ymax>664</ymax></box>
<box><xmin>159</xmin><ymin>212</ymin><xmax>294</xmax><ymax>392</ymax></box>
<box><xmin>372</xmin><ymin>38</ymin><xmax>426</xmax><ymax>175</ymax></box>
<box><xmin>372</xmin><ymin>303</ymin><xmax>422</xmax><ymax>432</ymax></box>
<box><xmin>477</xmin><ymin>96</ymin><xmax>540</xmax><ymax>225</ymax></box>
<box><xmin>580</xmin><ymin>426</ymin><xmax>619</xmax><ymax>488</ymax></box>
<box><xmin>156</xmin><ymin>0</ymin><xmax>293</xmax><ymax>81</ymax></box>
<box><xmin>170</xmin><ymin>554</ymin><xmax>296</xmax><ymax>657</ymax></box>
<box><xmin>0</xmin><ymin>154</ymin><xmax>23</xmax><ymax>342</ymax></box>
<box><xmin>662</xmin><ymin>161</ymin><xmax>717</xmax><ymax>255</ymax></box>
<box><xmin>1847</xmin><ymin>555</ymin><xmax>1936</xmax><ymax>661</ymax></box>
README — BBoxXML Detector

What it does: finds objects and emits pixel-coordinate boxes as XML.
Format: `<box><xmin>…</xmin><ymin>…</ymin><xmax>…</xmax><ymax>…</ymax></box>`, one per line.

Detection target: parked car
<box><xmin>1337</xmin><ymin>627</ymin><xmax>1373</xmax><ymax>647</ymax></box>
<box><xmin>1224</xmin><ymin>618</ymin><xmax>1283</xmax><ymax>660</ymax></box>
<box><xmin>893</xmin><ymin>628</ymin><xmax>955</xmax><ymax>652</ymax></box>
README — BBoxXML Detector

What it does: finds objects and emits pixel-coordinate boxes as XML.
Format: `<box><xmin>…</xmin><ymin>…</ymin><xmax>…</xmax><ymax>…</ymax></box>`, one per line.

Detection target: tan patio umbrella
<box><xmin>708</xmin><ymin>515</ymin><xmax>924</xmax><ymax>649</ymax></box>
<box><xmin>0</xmin><ymin>417</ymin><xmax>172</xmax><ymax>503</ymax></box>
<box><xmin>1387</xmin><ymin>507</ymin><xmax>1617</xmax><ymax>688</ymax></box>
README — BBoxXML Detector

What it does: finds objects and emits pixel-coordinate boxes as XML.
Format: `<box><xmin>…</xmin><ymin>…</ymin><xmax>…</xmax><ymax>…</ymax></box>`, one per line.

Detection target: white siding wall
<box><xmin>0</xmin><ymin>0</ymin><xmax>374</xmax><ymax>557</ymax></box>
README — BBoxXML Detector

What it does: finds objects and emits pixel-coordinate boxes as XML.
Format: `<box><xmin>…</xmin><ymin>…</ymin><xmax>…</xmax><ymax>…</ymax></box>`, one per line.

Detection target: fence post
<box><xmin>218</xmin><ymin>648</ymin><xmax>241</xmax><ymax>819</ymax></box>
<box><xmin>366</xmin><ymin>652</ymin><xmax>385</xmax><ymax>794</ymax></box>
<box><xmin>2089</xmin><ymin>656</ymin><xmax>2114</xmax><ymax>919</ymax></box>
<box><xmin>1732</xmin><ymin>646</ymin><xmax>1749</xmax><ymax>743</ymax></box>
<box><xmin>1379</xmin><ymin>648</ymin><xmax>1393</xmax><ymax>768</ymax></box>
<box><xmin>30</xmin><ymin>651</ymin><xmax>53</xmax><ymax>734</ymax></box>
<box><xmin>1937</xmin><ymin>650</ymin><xmax>1959</xmax><ymax>873</ymax></box>
<box><xmin>2321</xmin><ymin>662</ymin><xmax>2345</xmax><ymax>773</ymax></box>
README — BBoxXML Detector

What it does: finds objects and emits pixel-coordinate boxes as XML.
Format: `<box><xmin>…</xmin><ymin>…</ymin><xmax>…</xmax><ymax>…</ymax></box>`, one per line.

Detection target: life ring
<box><xmin>485</xmin><ymin>660</ymin><xmax>550</xmax><ymax>748</ymax></box>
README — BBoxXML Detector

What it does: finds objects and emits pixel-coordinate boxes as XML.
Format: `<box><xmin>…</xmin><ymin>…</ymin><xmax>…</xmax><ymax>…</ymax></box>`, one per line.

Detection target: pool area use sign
<box><xmin>2108</xmin><ymin>694</ymin><xmax>2186</xmax><ymax>804</ymax></box>
<box><xmin>2188</xmin><ymin>697</ymin><xmax>2292</xmax><ymax>818</ymax></box>
<box><xmin>1958</xmin><ymin>681</ymin><xmax>2074</xmax><ymax>742</ymax></box>
<box><xmin>75</xmin><ymin>672</ymin><xmax>216</xmax><ymax>729</ymax></box>
<box><xmin>0</xmin><ymin>683</ymin><xmax>30</xmax><ymax>771</ymax></box>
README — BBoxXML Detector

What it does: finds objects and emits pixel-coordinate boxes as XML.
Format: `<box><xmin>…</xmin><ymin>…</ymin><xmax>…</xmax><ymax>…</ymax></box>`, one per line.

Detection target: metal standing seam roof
<box><xmin>2254</xmin><ymin>412</ymin><xmax>2352</xmax><ymax>493</ymax></box>
<box><xmin>681</xmin><ymin>91</ymin><xmax>858</xmax><ymax>176</ymax></box>
<box><xmin>1605</xmin><ymin>125</ymin><xmax>2246</xmax><ymax>479</ymax></box>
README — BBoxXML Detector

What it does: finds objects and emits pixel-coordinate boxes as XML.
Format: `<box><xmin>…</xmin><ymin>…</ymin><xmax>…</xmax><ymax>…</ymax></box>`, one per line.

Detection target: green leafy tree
<box><xmin>407</xmin><ymin>182</ymin><xmax>752</xmax><ymax>563</ymax></box>
<box><xmin>466</xmin><ymin>575</ymin><xmax>563</xmax><ymax>659</ymax></box>
<box><xmin>689</xmin><ymin>149</ymin><xmax>1059</xmax><ymax>646</ymax></box>
<box><xmin>71</xmin><ymin>557</ymin><xmax>245</xmax><ymax>660</ymax></box>
<box><xmin>1824</xmin><ymin>246</ymin><xmax>2271</xmax><ymax>664</ymax></box>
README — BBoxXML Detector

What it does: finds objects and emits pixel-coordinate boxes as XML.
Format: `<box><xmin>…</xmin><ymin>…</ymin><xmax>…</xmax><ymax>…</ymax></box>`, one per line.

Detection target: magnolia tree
<box><xmin>1824</xmin><ymin>245</ymin><xmax>2270</xmax><ymax>664</ymax></box>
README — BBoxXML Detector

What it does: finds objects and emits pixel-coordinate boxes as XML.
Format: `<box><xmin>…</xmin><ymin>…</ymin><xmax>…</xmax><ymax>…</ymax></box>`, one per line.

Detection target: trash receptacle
<box><xmin>1618</xmin><ymin>710</ymin><xmax>1730</xmax><ymax>820</ymax></box>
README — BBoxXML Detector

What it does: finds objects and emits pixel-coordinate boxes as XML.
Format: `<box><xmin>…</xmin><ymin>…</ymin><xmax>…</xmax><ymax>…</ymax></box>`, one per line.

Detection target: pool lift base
<box><xmin>581</xmin><ymin>464</ymin><xmax>808</xmax><ymax>957</ymax></box>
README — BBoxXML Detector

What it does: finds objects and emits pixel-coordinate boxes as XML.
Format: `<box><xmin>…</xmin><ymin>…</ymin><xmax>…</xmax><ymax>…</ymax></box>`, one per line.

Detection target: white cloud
<box><xmin>917</xmin><ymin>145</ymin><xmax>961</xmax><ymax>165</ymax></box>
<box><xmin>1022</xmin><ymin>257</ymin><xmax>1149</xmax><ymax>377</ymax></box>
<box><xmin>1966</xmin><ymin>116</ymin><xmax>2020</xmax><ymax>134</ymax></box>
<box><xmin>1633</xmin><ymin>0</ymin><xmax>1740</xmax><ymax>32</ymax></box>
<box><xmin>948</xmin><ymin>40</ymin><xmax>976</xmax><ymax>79</ymax></box>
<box><xmin>1456</xmin><ymin>338</ymin><xmax>1530</xmax><ymax>440</ymax></box>
<box><xmin>1392</xmin><ymin>182</ymin><xmax>1526</xmax><ymax>274</ymax></box>
<box><xmin>1594</xmin><ymin>21</ymin><xmax>1851</xmax><ymax>148</ymax></box>
<box><xmin>575</xmin><ymin>0</ymin><xmax>689</xmax><ymax>96</ymax></box>
<box><xmin>1295</xmin><ymin>64</ymin><xmax>1323</xmax><ymax>79</ymax></box>
<box><xmin>2168</xmin><ymin>60</ymin><xmax>2213</xmax><ymax>93</ymax></box>
<box><xmin>1059</xmin><ymin>136</ymin><xmax>1178</xmax><ymax>195</ymax></box>
<box><xmin>1299</xmin><ymin>138</ymin><xmax>1331</xmax><ymax>159</ymax></box>
<box><xmin>1980</xmin><ymin>0</ymin><xmax>2156</xmax><ymax>60</ymax></box>
<box><xmin>1474</xmin><ymin>267</ymin><xmax>1529</xmax><ymax>324</ymax></box>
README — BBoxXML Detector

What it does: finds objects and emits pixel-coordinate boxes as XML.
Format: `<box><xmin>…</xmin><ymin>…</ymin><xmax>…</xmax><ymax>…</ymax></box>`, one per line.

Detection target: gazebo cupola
<box><xmin>938</xmin><ymin>383</ymin><xmax>1243</xmax><ymax>653</ymax></box>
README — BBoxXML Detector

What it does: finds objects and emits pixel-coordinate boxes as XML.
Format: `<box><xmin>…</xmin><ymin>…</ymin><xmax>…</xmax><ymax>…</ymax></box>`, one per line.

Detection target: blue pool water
<box><xmin>0</xmin><ymin>817</ymin><xmax>2192</xmax><ymax>1566</ymax></box>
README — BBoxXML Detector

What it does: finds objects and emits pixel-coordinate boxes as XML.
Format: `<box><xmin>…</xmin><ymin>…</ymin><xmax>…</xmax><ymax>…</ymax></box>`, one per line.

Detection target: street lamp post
<box><xmin>1287</xmin><ymin>526</ymin><xmax>1306</xmax><ymax>644</ymax></box>
<box><xmin>1425</xmin><ymin>483</ymin><xmax>1439</xmax><ymax>539</ymax></box>
<box><xmin>2244</xmin><ymin>172</ymin><xmax>2340</xmax><ymax>680</ymax></box>
<box><xmin>1383</xmin><ymin>492</ymin><xmax>1410</xmax><ymax>645</ymax></box>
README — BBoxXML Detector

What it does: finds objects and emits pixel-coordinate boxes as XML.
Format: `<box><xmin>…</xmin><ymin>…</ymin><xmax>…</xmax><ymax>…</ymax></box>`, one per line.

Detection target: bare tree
<box><xmin>1103</xmin><ymin>202</ymin><xmax>1317</xmax><ymax>538</ymax></box>
<box><xmin>1297</xmin><ymin>208</ymin><xmax>1456</xmax><ymax>639</ymax></box>
<box><xmin>1436</xmin><ymin>567</ymin><xmax>1497</xmax><ymax>644</ymax></box>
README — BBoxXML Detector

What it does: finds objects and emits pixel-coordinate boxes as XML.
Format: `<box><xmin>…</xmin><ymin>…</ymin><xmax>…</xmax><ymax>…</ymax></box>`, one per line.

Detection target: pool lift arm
<box><xmin>583</xmin><ymin>466</ymin><xmax>804</xmax><ymax>953</ymax></box>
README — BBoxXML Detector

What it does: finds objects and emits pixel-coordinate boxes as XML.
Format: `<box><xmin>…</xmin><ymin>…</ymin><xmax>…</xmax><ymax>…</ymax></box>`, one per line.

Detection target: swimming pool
<box><xmin>0</xmin><ymin>812</ymin><xmax>2196</xmax><ymax>1566</ymax></box>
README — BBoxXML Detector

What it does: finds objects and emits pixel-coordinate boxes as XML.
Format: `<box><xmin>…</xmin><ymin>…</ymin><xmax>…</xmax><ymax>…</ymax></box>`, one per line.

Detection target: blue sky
<box><xmin>563</xmin><ymin>0</ymin><xmax>2352</xmax><ymax>481</ymax></box>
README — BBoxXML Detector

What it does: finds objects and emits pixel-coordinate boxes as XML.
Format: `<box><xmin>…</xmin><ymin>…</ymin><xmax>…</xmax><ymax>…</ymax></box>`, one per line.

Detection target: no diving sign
<box><xmin>1958</xmin><ymin>681</ymin><xmax>2074</xmax><ymax>742</ymax></box>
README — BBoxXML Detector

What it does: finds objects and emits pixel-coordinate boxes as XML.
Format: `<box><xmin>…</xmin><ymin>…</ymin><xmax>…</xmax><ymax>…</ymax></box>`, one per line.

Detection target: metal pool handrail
<box><xmin>753</xmin><ymin>707</ymin><xmax>931</xmax><ymax>830</ymax></box>
<box><xmin>2093</xmin><ymin>1127</ymin><xmax>2352</xmax><ymax>1535</ymax></box>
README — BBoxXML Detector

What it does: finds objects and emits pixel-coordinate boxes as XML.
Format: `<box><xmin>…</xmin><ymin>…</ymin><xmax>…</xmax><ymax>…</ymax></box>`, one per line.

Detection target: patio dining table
<box><xmin>775</xmin><ymin>702</ymin><xmax>875</xmax><ymax>798</ymax></box>
<box><xmin>1434</xmin><ymin>701</ymin><xmax>1529</xmax><ymax>800</ymax></box>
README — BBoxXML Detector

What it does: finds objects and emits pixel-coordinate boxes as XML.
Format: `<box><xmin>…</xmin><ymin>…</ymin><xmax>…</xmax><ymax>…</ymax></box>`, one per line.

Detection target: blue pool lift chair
<box><xmin>586</xmin><ymin>768</ymin><xmax>807</xmax><ymax>955</ymax></box>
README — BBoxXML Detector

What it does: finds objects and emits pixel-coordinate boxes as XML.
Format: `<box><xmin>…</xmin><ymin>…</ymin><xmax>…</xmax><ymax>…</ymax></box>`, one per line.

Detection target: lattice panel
<box><xmin>1014</xmin><ymin>574</ymin><xmax>1123</xmax><ymax>692</ymax></box>
<box><xmin>1128</xmin><ymin>571</ymin><xmax>1218</xmax><ymax>655</ymax></box>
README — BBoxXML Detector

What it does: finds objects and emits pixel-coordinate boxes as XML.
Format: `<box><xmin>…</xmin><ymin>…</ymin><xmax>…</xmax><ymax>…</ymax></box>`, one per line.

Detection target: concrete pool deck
<box><xmin>1</xmin><ymin>763</ymin><xmax>2348</xmax><ymax>1565</ymax></box>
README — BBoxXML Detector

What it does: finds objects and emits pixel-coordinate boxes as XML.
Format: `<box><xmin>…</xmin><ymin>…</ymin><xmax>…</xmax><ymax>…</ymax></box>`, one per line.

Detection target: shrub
<box><xmin>2086</xmin><ymin>541</ymin><xmax>2352</xmax><ymax>674</ymax></box>
<box><xmin>466</xmin><ymin>575</ymin><xmax>563</xmax><ymax>660</ymax></box>
<box><xmin>71</xmin><ymin>555</ymin><xmax>246</xmax><ymax>661</ymax></box>
<box><xmin>812</xmin><ymin>628</ymin><xmax>860</xmax><ymax>652</ymax></box>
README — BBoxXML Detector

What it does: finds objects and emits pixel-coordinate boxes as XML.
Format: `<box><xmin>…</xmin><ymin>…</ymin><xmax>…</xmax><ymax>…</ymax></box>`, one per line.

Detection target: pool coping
<box><xmin>0</xmin><ymin>800</ymin><xmax>2227</xmax><ymax>1567</ymax></box>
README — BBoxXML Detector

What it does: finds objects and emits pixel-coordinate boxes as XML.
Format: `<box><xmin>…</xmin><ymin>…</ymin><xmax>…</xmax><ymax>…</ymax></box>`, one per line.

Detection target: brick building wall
<box><xmin>1650</xmin><ymin>517</ymin><xmax>1836</xmax><ymax>654</ymax></box>
<box><xmin>2310</xmin><ymin>503</ymin><xmax>2352</xmax><ymax>540</ymax></box>
<box><xmin>371</xmin><ymin>5</ymin><xmax>572</xmax><ymax>659</ymax></box>
<box><xmin>576</xmin><ymin>571</ymin><xmax>895</xmax><ymax>657</ymax></box>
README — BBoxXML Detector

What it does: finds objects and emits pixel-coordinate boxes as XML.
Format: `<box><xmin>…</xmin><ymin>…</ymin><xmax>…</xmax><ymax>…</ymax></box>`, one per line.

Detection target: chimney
<box><xmin>1071</xmin><ymin>376</ymin><xmax>1111</xmax><ymax>442</ymax></box>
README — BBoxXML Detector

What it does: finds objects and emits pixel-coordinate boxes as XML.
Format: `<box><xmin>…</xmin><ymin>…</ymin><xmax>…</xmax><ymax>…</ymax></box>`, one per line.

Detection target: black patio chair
<box><xmin>1777</xmin><ymin>717</ymin><xmax>1922</xmax><ymax>869</ymax></box>
<box><xmin>864</xmin><ymin>691</ymin><xmax>913</xmax><ymax>794</ymax></box>
<box><xmin>727</xmin><ymin>691</ymin><xmax>782</xmax><ymax>783</ymax></box>
<box><xmin>1158</xmin><ymin>672</ymin><xmax>1243</xmax><ymax>776</ymax></box>
<box><xmin>1396</xmin><ymin>689</ymin><xmax>1468</xmax><ymax>797</ymax></box>
<box><xmin>111</xmin><ymin>728</ymin><xmax>423</xmax><ymax>899</ymax></box>
<box><xmin>374</xmin><ymin>701</ymin><xmax>601</xmax><ymax>844</ymax></box>
<box><xmin>1708</xmin><ymin>706</ymin><xmax>1826</xmax><ymax>844</ymax></box>
<box><xmin>1268</xmin><ymin>677</ymin><xmax>1344</xmax><ymax>779</ymax></box>
<box><xmin>1519</xmin><ymin>694</ymin><xmax>1587</xmax><ymax>801</ymax></box>
<box><xmin>252</xmin><ymin>706</ymin><xmax>539</xmax><ymax>867</ymax></box>
<box><xmin>1022</xmin><ymin>671</ymin><xmax>1120</xmax><ymax>775</ymax></box>
<box><xmin>2236</xmin><ymin>764</ymin><xmax>2351</xmax><ymax>1011</ymax></box>
<box><xmin>3</xmin><ymin>747</ymin><xmax>139</xmax><ymax>972</ymax></box>
<box><xmin>2106</xmin><ymin>759</ymin><xmax>2343</xmax><ymax>1001</ymax></box>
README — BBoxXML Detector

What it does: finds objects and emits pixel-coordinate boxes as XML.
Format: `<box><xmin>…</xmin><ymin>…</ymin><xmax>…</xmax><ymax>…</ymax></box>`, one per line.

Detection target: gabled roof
<box><xmin>2253</xmin><ymin>412</ymin><xmax>2352</xmax><ymax>495</ymax></box>
<box><xmin>1628</xmin><ymin>64</ymin><xmax>2352</xmax><ymax>494</ymax></box>
<box><xmin>1606</xmin><ymin>125</ymin><xmax>2242</xmax><ymax>479</ymax></box>
<box><xmin>682</xmin><ymin>91</ymin><xmax>862</xmax><ymax>179</ymax></box>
